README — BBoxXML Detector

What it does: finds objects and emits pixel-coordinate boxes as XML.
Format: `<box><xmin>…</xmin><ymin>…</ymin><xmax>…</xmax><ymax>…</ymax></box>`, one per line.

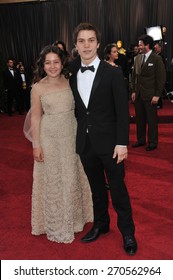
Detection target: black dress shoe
<box><xmin>146</xmin><ymin>144</ymin><xmax>157</xmax><ymax>151</ymax></box>
<box><xmin>81</xmin><ymin>226</ymin><xmax>109</xmax><ymax>243</ymax></box>
<box><xmin>123</xmin><ymin>235</ymin><xmax>137</xmax><ymax>255</ymax></box>
<box><xmin>132</xmin><ymin>142</ymin><xmax>146</xmax><ymax>148</ymax></box>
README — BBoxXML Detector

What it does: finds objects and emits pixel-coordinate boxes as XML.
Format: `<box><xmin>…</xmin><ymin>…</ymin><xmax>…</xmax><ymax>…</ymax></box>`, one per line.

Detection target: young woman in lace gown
<box><xmin>24</xmin><ymin>45</ymin><xmax>93</xmax><ymax>243</ymax></box>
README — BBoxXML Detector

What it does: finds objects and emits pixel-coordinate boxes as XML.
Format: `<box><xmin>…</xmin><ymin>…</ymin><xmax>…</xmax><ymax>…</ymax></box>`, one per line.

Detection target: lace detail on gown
<box><xmin>31</xmin><ymin>88</ymin><xmax>93</xmax><ymax>243</ymax></box>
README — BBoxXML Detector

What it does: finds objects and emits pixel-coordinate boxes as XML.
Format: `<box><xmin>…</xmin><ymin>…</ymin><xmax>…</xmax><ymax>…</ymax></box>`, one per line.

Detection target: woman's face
<box><xmin>44</xmin><ymin>52</ymin><xmax>62</xmax><ymax>78</ymax></box>
<box><xmin>117</xmin><ymin>40</ymin><xmax>122</xmax><ymax>48</ymax></box>
<box><xmin>110</xmin><ymin>46</ymin><xmax>118</xmax><ymax>60</ymax></box>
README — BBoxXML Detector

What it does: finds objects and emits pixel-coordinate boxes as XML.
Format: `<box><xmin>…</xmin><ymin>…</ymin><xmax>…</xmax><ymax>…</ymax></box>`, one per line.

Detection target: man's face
<box><xmin>133</xmin><ymin>46</ymin><xmax>139</xmax><ymax>55</ymax></box>
<box><xmin>154</xmin><ymin>44</ymin><xmax>161</xmax><ymax>54</ymax></box>
<box><xmin>20</xmin><ymin>66</ymin><xmax>25</xmax><ymax>73</ymax></box>
<box><xmin>8</xmin><ymin>60</ymin><xmax>14</xmax><ymax>69</ymax></box>
<box><xmin>75</xmin><ymin>30</ymin><xmax>100</xmax><ymax>65</ymax></box>
<box><xmin>138</xmin><ymin>40</ymin><xmax>147</xmax><ymax>54</ymax></box>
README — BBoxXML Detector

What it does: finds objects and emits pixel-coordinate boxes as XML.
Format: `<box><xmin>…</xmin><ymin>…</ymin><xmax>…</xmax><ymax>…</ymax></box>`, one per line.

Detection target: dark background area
<box><xmin>0</xmin><ymin>0</ymin><xmax>173</xmax><ymax>90</ymax></box>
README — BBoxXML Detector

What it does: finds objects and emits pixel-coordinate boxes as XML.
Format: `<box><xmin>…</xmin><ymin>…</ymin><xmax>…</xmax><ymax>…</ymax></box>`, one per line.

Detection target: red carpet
<box><xmin>130</xmin><ymin>99</ymin><xmax>173</xmax><ymax>123</ymax></box>
<box><xmin>0</xmin><ymin>101</ymin><xmax>173</xmax><ymax>260</ymax></box>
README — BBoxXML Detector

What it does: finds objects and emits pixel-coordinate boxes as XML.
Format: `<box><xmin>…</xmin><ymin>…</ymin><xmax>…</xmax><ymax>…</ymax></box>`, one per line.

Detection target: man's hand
<box><xmin>151</xmin><ymin>96</ymin><xmax>159</xmax><ymax>105</ymax></box>
<box><xmin>131</xmin><ymin>92</ymin><xmax>136</xmax><ymax>102</ymax></box>
<box><xmin>113</xmin><ymin>145</ymin><xmax>128</xmax><ymax>164</ymax></box>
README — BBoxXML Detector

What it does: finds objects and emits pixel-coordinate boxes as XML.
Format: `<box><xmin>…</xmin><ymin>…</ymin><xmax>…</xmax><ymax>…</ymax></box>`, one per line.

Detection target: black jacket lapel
<box><xmin>88</xmin><ymin>61</ymin><xmax>106</xmax><ymax>106</ymax></box>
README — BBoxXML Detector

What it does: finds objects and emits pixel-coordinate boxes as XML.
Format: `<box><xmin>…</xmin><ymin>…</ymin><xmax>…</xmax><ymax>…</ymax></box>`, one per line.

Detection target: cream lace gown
<box><xmin>30</xmin><ymin>85</ymin><xmax>93</xmax><ymax>243</ymax></box>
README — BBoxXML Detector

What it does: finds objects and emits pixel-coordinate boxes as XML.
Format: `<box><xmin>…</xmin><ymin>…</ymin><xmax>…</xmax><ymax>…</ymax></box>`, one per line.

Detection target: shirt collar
<box><xmin>145</xmin><ymin>50</ymin><xmax>152</xmax><ymax>60</ymax></box>
<box><xmin>81</xmin><ymin>56</ymin><xmax>100</xmax><ymax>70</ymax></box>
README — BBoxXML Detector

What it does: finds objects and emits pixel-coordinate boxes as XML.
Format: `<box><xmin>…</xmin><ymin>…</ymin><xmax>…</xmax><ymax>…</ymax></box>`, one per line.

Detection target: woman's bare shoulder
<box><xmin>32</xmin><ymin>78</ymin><xmax>46</xmax><ymax>92</ymax></box>
<box><xmin>31</xmin><ymin>81</ymin><xmax>44</xmax><ymax>96</ymax></box>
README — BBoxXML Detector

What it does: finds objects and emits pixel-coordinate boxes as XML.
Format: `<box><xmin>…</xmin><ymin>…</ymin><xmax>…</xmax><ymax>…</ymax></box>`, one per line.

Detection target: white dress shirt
<box><xmin>9</xmin><ymin>69</ymin><xmax>14</xmax><ymax>76</ymax></box>
<box><xmin>77</xmin><ymin>56</ymin><xmax>100</xmax><ymax>108</ymax></box>
<box><xmin>21</xmin><ymin>73</ymin><xmax>26</xmax><ymax>82</ymax></box>
<box><xmin>144</xmin><ymin>50</ymin><xmax>152</xmax><ymax>62</ymax></box>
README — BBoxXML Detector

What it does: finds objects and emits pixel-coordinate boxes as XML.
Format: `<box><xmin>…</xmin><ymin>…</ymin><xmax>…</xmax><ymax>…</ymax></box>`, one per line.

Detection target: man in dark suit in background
<box><xmin>3</xmin><ymin>58</ymin><xmax>23</xmax><ymax>116</ymax></box>
<box><xmin>0</xmin><ymin>51</ymin><xmax>6</xmax><ymax>113</ymax></box>
<box><xmin>154</xmin><ymin>42</ymin><xmax>166</xmax><ymax>109</ymax></box>
<box><xmin>69</xmin><ymin>22</ymin><xmax>137</xmax><ymax>255</ymax></box>
<box><xmin>18</xmin><ymin>64</ymin><xmax>31</xmax><ymax>112</ymax></box>
<box><xmin>131</xmin><ymin>35</ymin><xmax>166</xmax><ymax>151</ymax></box>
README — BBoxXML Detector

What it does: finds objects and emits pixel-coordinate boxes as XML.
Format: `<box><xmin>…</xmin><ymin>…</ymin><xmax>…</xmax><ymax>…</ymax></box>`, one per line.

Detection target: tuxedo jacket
<box><xmin>3</xmin><ymin>67</ymin><xmax>22</xmax><ymax>92</ymax></box>
<box><xmin>69</xmin><ymin>59</ymin><xmax>129</xmax><ymax>155</ymax></box>
<box><xmin>131</xmin><ymin>52</ymin><xmax>166</xmax><ymax>100</ymax></box>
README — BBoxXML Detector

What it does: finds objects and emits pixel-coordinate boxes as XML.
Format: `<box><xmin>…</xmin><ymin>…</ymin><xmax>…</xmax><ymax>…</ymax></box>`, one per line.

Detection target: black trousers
<box><xmin>134</xmin><ymin>97</ymin><xmax>158</xmax><ymax>145</ymax></box>
<box><xmin>7</xmin><ymin>90</ymin><xmax>23</xmax><ymax>115</ymax></box>
<box><xmin>79</xmin><ymin>134</ymin><xmax>135</xmax><ymax>236</ymax></box>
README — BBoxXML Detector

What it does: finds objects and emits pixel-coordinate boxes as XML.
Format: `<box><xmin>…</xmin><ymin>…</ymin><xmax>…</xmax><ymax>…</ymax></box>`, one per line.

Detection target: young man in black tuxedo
<box><xmin>69</xmin><ymin>22</ymin><xmax>137</xmax><ymax>255</ymax></box>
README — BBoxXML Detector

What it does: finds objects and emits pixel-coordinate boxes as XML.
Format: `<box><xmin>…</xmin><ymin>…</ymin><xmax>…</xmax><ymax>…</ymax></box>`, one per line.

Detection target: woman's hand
<box><xmin>33</xmin><ymin>147</ymin><xmax>44</xmax><ymax>162</ymax></box>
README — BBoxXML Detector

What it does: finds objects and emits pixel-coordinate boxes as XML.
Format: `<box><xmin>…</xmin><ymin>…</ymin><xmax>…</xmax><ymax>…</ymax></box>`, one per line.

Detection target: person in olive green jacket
<box><xmin>131</xmin><ymin>34</ymin><xmax>166</xmax><ymax>151</ymax></box>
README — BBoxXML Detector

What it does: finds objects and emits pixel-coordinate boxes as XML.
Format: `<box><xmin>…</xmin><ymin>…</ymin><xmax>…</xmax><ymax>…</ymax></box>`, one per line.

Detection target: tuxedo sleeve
<box><xmin>112</xmin><ymin>67</ymin><xmax>129</xmax><ymax>145</ymax></box>
<box><xmin>155</xmin><ymin>55</ymin><xmax>166</xmax><ymax>97</ymax></box>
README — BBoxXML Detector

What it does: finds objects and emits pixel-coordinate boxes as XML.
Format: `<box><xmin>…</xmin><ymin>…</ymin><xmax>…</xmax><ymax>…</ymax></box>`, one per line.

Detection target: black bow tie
<box><xmin>81</xmin><ymin>65</ymin><xmax>95</xmax><ymax>73</ymax></box>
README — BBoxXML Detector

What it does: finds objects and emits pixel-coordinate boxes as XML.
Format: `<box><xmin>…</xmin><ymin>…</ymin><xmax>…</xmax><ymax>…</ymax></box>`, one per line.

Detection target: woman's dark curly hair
<box><xmin>52</xmin><ymin>40</ymin><xmax>68</xmax><ymax>53</ymax></box>
<box><xmin>33</xmin><ymin>45</ymin><xmax>70</xmax><ymax>84</ymax></box>
<box><xmin>103</xmin><ymin>43</ymin><xmax>117</xmax><ymax>61</ymax></box>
